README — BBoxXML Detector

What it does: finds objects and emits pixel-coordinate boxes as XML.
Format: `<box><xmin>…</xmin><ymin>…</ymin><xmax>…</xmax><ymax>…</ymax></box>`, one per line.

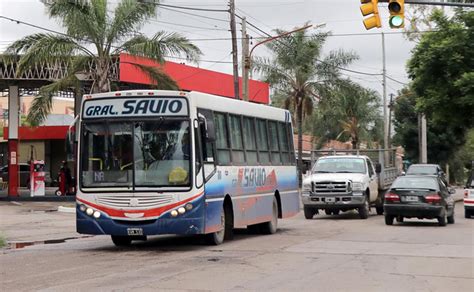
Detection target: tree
<box><xmin>3</xmin><ymin>0</ymin><xmax>201</xmax><ymax>125</ymax></box>
<box><xmin>252</xmin><ymin>26</ymin><xmax>357</xmax><ymax>184</ymax></box>
<box><xmin>407</xmin><ymin>9</ymin><xmax>474</xmax><ymax>136</ymax></box>
<box><xmin>311</xmin><ymin>80</ymin><xmax>383</xmax><ymax>149</ymax></box>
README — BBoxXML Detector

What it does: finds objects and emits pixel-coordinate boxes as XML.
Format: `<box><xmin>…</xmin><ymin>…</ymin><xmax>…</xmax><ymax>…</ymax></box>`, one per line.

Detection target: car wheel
<box><xmin>437</xmin><ymin>214</ymin><xmax>447</xmax><ymax>226</ymax></box>
<box><xmin>325</xmin><ymin>209</ymin><xmax>331</xmax><ymax>216</ymax></box>
<box><xmin>332</xmin><ymin>209</ymin><xmax>340</xmax><ymax>215</ymax></box>
<box><xmin>304</xmin><ymin>206</ymin><xmax>316</xmax><ymax>219</ymax></box>
<box><xmin>111</xmin><ymin>235</ymin><xmax>132</xmax><ymax>247</ymax></box>
<box><xmin>385</xmin><ymin>215</ymin><xmax>394</xmax><ymax>225</ymax></box>
<box><xmin>465</xmin><ymin>210</ymin><xmax>471</xmax><ymax>219</ymax></box>
<box><xmin>358</xmin><ymin>197</ymin><xmax>369</xmax><ymax>219</ymax></box>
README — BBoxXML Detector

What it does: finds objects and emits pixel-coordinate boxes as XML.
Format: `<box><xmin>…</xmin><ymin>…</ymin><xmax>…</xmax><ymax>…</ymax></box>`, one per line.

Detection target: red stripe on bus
<box><xmin>77</xmin><ymin>191</ymin><xmax>204</xmax><ymax>218</ymax></box>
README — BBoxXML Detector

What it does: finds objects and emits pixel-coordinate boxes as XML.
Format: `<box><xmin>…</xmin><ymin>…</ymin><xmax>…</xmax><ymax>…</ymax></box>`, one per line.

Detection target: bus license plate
<box><xmin>404</xmin><ymin>196</ymin><xmax>419</xmax><ymax>202</ymax></box>
<box><xmin>326</xmin><ymin>197</ymin><xmax>335</xmax><ymax>203</ymax></box>
<box><xmin>127</xmin><ymin>228</ymin><xmax>143</xmax><ymax>236</ymax></box>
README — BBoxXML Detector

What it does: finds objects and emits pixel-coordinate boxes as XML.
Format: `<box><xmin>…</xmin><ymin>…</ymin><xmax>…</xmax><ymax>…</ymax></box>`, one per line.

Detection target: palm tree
<box><xmin>311</xmin><ymin>81</ymin><xmax>382</xmax><ymax>149</ymax></box>
<box><xmin>3</xmin><ymin>0</ymin><xmax>201</xmax><ymax>125</ymax></box>
<box><xmin>252</xmin><ymin>26</ymin><xmax>357</xmax><ymax>185</ymax></box>
<box><xmin>334</xmin><ymin>82</ymin><xmax>382</xmax><ymax>149</ymax></box>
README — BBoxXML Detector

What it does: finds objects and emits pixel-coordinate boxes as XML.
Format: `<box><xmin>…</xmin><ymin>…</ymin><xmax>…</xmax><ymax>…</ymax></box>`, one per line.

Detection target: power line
<box><xmin>153</xmin><ymin>3</ymin><xmax>229</xmax><ymax>13</ymax></box>
<box><xmin>159</xmin><ymin>7</ymin><xmax>229</xmax><ymax>23</ymax></box>
<box><xmin>386</xmin><ymin>75</ymin><xmax>408</xmax><ymax>85</ymax></box>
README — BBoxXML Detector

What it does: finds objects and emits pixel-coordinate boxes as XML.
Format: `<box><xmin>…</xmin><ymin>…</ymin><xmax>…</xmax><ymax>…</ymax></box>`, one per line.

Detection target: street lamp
<box><xmin>242</xmin><ymin>23</ymin><xmax>325</xmax><ymax>101</ymax></box>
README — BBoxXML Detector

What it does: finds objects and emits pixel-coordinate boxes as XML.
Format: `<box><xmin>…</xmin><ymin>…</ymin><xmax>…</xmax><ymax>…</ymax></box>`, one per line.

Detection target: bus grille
<box><xmin>312</xmin><ymin>181</ymin><xmax>348</xmax><ymax>194</ymax></box>
<box><xmin>97</xmin><ymin>195</ymin><xmax>173</xmax><ymax>208</ymax></box>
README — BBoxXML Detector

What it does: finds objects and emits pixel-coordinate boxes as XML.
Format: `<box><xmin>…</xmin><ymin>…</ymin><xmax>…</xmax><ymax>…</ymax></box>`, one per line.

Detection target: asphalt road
<box><xmin>1</xmin><ymin>202</ymin><xmax>473</xmax><ymax>291</ymax></box>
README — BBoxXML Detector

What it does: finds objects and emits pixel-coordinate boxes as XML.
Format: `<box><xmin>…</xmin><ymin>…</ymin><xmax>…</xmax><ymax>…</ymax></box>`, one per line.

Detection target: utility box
<box><xmin>30</xmin><ymin>160</ymin><xmax>45</xmax><ymax>197</ymax></box>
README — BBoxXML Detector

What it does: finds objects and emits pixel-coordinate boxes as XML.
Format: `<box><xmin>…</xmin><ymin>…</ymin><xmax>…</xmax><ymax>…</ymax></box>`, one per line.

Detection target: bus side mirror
<box><xmin>375</xmin><ymin>163</ymin><xmax>382</xmax><ymax>174</ymax></box>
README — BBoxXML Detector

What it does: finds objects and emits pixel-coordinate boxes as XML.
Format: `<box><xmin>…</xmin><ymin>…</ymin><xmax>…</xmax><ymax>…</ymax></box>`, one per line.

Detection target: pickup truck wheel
<box><xmin>304</xmin><ymin>206</ymin><xmax>316</xmax><ymax>219</ymax></box>
<box><xmin>324</xmin><ymin>209</ymin><xmax>331</xmax><ymax>216</ymax></box>
<box><xmin>376</xmin><ymin>206</ymin><xmax>384</xmax><ymax>215</ymax></box>
<box><xmin>332</xmin><ymin>209</ymin><xmax>340</xmax><ymax>215</ymax></box>
<box><xmin>396</xmin><ymin>216</ymin><xmax>404</xmax><ymax>223</ymax></box>
<box><xmin>385</xmin><ymin>215</ymin><xmax>394</xmax><ymax>225</ymax></box>
<box><xmin>465</xmin><ymin>210</ymin><xmax>472</xmax><ymax>219</ymax></box>
<box><xmin>358</xmin><ymin>197</ymin><xmax>369</xmax><ymax>219</ymax></box>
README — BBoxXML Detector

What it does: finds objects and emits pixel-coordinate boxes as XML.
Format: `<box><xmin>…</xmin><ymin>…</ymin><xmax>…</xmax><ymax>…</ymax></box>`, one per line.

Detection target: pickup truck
<box><xmin>302</xmin><ymin>149</ymin><xmax>400</xmax><ymax>219</ymax></box>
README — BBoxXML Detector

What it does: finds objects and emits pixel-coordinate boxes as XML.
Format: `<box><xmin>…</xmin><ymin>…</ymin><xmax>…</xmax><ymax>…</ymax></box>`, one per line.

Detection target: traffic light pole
<box><xmin>378</xmin><ymin>0</ymin><xmax>474</xmax><ymax>7</ymax></box>
<box><xmin>382</xmin><ymin>32</ymin><xmax>388</xmax><ymax>151</ymax></box>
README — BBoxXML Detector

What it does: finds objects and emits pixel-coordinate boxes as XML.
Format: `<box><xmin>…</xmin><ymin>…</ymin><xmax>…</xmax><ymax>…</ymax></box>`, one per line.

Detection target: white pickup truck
<box><xmin>302</xmin><ymin>149</ymin><xmax>400</xmax><ymax>219</ymax></box>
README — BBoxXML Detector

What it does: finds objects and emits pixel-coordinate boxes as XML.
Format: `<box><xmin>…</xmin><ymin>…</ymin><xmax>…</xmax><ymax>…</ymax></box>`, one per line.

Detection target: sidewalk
<box><xmin>0</xmin><ymin>187</ymin><xmax>75</xmax><ymax>201</ymax></box>
<box><xmin>0</xmin><ymin>201</ymin><xmax>81</xmax><ymax>246</ymax></box>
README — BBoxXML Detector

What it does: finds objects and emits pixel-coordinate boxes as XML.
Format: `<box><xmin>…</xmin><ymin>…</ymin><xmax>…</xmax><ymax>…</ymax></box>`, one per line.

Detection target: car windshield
<box><xmin>391</xmin><ymin>177</ymin><xmax>439</xmax><ymax>190</ymax></box>
<box><xmin>312</xmin><ymin>158</ymin><xmax>366</xmax><ymax>174</ymax></box>
<box><xmin>81</xmin><ymin>119</ymin><xmax>190</xmax><ymax>188</ymax></box>
<box><xmin>406</xmin><ymin>165</ymin><xmax>438</xmax><ymax>175</ymax></box>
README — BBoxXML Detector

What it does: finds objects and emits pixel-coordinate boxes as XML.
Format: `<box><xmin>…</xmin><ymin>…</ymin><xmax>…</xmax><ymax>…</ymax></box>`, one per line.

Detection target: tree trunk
<box><xmin>297</xmin><ymin>99</ymin><xmax>304</xmax><ymax>188</ymax></box>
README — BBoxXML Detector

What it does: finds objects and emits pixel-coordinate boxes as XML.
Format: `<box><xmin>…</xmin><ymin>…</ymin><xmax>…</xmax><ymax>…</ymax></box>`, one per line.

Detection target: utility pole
<box><xmin>419</xmin><ymin>114</ymin><xmax>428</xmax><ymax>163</ymax></box>
<box><xmin>388</xmin><ymin>93</ymin><xmax>394</xmax><ymax>147</ymax></box>
<box><xmin>241</xmin><ymin>17</ymin><xmax>250</xmax><ymax>101</ymax></box>
<box><xmin>382</xmin><ymin>32</ymin><xmax>388</xmax><ymax>151</ymax></box>
<box><xmin>229</xmin><ymin>0</ymin><xmax>240</xmax><ymax>99</ymax></box>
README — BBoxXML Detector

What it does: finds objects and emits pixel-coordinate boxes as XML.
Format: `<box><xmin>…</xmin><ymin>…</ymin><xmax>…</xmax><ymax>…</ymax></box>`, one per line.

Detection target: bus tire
<box><xmin>259</xmin><ymin>197</ymin><xmax>278</xmax><ymax>234</ymax></box>
<box><xmin>111</xmin><ymin>235</ymin><xmax>132</xmax><ymax>247</ymax></box>
<box><xmin>205</xmin><ymin>201</ymin><xmax>233</xmax><ymax>245</ymax></box>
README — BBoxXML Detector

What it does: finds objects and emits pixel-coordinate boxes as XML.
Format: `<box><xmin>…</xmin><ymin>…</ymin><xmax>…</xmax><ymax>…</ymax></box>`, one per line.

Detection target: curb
<box><xmin>58</xmin><ymin>206</ymin><xmax>76</xmax><ymax>213</ymax></box>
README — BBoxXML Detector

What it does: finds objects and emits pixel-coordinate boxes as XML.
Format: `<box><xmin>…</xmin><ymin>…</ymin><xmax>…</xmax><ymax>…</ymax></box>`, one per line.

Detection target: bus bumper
<box><xmin>76</xmin><ymin>204</ymin><xmax>205</xmax><ymax>236</ymax></box>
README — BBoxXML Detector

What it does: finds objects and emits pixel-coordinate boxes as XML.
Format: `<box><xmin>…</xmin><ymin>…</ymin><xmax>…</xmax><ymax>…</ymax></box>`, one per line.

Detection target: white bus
<box><xmin>76</xmin><ymin>90</ymin><xmax>299</xmax><ymax>246</ymax></box>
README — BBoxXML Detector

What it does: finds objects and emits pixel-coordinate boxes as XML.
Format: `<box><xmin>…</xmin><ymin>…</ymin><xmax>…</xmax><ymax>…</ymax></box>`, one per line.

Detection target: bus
<box><xmin>76</xmin><ymin>90</ymin><xmax>299</xmax><ymax>246</ymax></box>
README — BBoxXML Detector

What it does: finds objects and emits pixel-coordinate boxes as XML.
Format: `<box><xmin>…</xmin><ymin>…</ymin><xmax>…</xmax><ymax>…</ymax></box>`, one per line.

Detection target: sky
<box><xmin>0</xmin><ymin>0</ymin><xmax>435</xmax><ymax>102</ymax></box>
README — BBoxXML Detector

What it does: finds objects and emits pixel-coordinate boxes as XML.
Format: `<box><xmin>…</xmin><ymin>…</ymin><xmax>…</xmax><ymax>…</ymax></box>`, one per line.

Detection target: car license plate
<box><xmin>127</xmin><ymin>228</ymin><xmax>143</xmax><ymax>236</ymax></box>
<box><xmin>326</xmin><ymin>197</ymin><xmax>335</xmax><ymax>203</ymax></box>
<box><xmin>404</xmin><ymin>196</ymin><xmax>419</xmax><ymax>202</ymax></box>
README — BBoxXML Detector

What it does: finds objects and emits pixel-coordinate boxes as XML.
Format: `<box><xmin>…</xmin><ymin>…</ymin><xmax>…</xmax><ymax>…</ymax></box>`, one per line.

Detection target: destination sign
<box><xmin>82</xmin><ymin>97</ymin><xmax>188</xmax><ymax>119</ymax></box>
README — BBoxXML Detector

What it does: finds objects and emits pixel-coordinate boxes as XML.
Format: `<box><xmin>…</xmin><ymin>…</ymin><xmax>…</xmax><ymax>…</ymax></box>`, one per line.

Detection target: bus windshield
<box><xmin>81</xmin><ymin>119</ymin><xmax>190</xmax><ymax>189</ymax></box>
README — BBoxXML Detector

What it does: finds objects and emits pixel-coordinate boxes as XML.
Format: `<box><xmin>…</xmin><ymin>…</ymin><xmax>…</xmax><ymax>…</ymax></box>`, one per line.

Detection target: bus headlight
<box><xmin>171</xmin><ymin>210</ymin><xmax>178</xmax><ymax>217</ymax></box>
<box><xmin>86</xmin><ymin>208</ymin><xmax>94</xmax><ymax>216</ymax></box>
<box><xmin>93</xmin><ymin>211</ymin><xmax>101</xmax><ymax>219</ymax></box>
<box><xmin>178</xmin><ymin>207</ymin><xmax>186</xmax><ymax>215</ymax></box>
<box><xmin>185</xmin><ymin>203</ymin><xmax>193</xmax><ymax>211</ymax></box>
<box><xmin>79</xmin><ymin>204</ymin><xmax>86</xmax><ymax>212</ymax></box>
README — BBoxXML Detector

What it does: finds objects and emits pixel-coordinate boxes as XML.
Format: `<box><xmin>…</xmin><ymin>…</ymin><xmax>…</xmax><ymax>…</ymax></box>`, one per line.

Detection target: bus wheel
<box><xmin>259</xmin><ymin>197</ymin><xmax>278</xmax><ymax>234</ymax></box>
<box><xmin>205</xmin><ymin>206</ymin><xmax>226</xmax><ymax>245</ymax></box>
<box><xmin>111</xmin><ymin>235</ymin><xmax>132</xmax><ymax>247</ymax></box>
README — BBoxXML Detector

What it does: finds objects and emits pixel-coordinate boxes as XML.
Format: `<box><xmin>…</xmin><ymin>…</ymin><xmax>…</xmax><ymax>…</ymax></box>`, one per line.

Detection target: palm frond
<box><xmin>43</xmin><ymin>0</ymin><xmax>104</xmax><ymax>45</ymax></box>
<box><xmin>27</xmin><ymin>75</ymin><xmax>80</xmax><ymax>126</ymax></box>
<box><xmin>106</xmin><ymin>0</ymin><xmax>156</xmax><ymax>48</ymax></box>
<box><xmin>129</xmin><ymin>63</ymin><xmax>178</xmax><ymax>90</ymax></box>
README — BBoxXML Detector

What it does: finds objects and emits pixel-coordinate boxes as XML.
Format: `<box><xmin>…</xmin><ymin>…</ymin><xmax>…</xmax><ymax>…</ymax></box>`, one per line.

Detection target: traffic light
<box><xmin>388</xmin><ymin>0</ymin><xmax>405</xmax><ymax>28</ymax></box>
<box><xmin>360</xmin><ymin>0</ymin><xmax>381</xmax><ymax>30</ymax></box>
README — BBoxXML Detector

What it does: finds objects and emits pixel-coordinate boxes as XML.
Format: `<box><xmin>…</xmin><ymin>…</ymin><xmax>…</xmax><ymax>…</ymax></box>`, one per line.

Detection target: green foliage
<box><xmin>407</xmin><ymin>9</ymin><xmax>474</xmax><ymax>134</ymax></box>
<box><xmin>392</xmin><ymin>89</ymin><xmax>473</xmax><ymax>182</ymax></box>
<box><xmin>311</xmin><ymin>80</ymin><xmax>383</xmax><ymax>149</ymax></box>
<box><xmin>4</xmin><ymin>0</ymin><xmax>202</xmax><ymax>125</ymax></box>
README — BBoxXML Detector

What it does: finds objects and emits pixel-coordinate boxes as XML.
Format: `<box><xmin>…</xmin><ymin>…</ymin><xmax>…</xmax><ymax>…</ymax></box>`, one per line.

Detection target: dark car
<box><xmin>406</xmin><ymin>164</ymin><xmax>448</xmax><ymax>185</ymax></box>
<box><xmin>0</xmin><ymin>163</ymin><xmax>54</xmax><ymax>188</ymax></box>
<box><xmin>384</xmin><ymin>175</ymin><xmax>455</xmax><ymax>226</ymax></box>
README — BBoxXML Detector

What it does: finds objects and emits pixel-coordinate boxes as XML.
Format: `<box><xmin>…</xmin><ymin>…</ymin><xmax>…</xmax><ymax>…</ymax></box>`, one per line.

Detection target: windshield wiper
<box><xmin>314</xmin><ymin>170</ymin><xmax>330</xmax><ymax>173</ymax></box>
<box><xmin>335</xmin><ymin>171</ymin><xmax>354</xmax><ymax>173</ymax></box>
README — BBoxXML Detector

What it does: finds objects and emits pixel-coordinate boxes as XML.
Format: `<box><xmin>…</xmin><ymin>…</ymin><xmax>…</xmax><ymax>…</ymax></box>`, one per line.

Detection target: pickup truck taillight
<box><xmin>385</xmin><ymin>192</ymin><xmax>400</xmax><ymax>203</ymax></box>
<box><xmin>465</xmin><ymin>190</ymin><xmax>469</xmax><ymax>198</ymax></box>
<box><xmin>425</xmin><ymin>193</ymin><xmax>442</xmax><ymax>204</ymax></box>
